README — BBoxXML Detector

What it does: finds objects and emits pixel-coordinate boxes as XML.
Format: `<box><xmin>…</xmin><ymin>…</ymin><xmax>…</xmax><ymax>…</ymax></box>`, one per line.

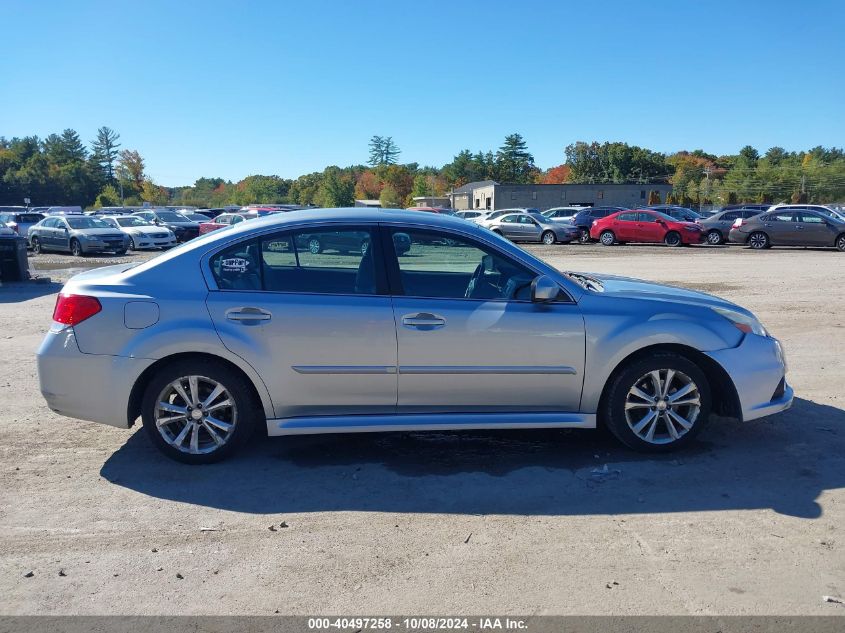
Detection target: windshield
<box><xmin>653</xmin><ymin>211</ymin><xmax>679</xmax><ymax>222</ymax></box>
<box><xmin>117</xmin><ymin>217</ymin><xmax>153</xmax><ymax>227</ymax></box>
<box><xmin>181</xmin><ymin>213</ymin><xmax>209</xmax><ymax>221</ymax></box>
<box><xmin>157</xmin><ymin>211</ymin><xmax>190</xmax><ymax>222</ymax></box>
<box><xmin>66</xmin><ymin>217</ymin><xmax>110</xmax><ymax>229</ymax></box>
<box><xmin>18</xmin><ymin>214</ymin><xmax>44</xmax><ymax>223</ymax></box>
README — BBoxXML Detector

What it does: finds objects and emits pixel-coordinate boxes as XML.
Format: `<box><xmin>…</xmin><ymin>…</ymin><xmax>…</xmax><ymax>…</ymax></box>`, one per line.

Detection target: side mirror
<box><xmin>531</xmin><ymin>275</ymin><xmax>559</xmax><ymax>302</ymax></box>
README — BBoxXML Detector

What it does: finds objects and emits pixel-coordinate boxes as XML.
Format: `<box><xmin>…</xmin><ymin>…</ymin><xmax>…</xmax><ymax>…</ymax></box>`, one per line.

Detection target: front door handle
<box><xmin>402</xmin><ymin>312</ymin><xmax>446</xmax><ymax>330</ymax></box>
<box><xmin>226</xmin><ymin>307</ymin><xmax>272</xmax><ymax>323</ymax></box>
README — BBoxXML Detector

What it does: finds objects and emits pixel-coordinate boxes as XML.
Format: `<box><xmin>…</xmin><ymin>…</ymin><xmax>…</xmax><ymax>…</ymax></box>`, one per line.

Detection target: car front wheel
<box><xmin>31</xmin><ymin>237</ymin><xmax>42</xmax><ymax>254</ymax></box>
<box><xmin>602</xmin><ymin>352</ymin><xmax>710</xmax><ymax>452</ymax></box>
<box><xmin>141</xmin><ymin>359</ymin><xmax>259</xmax><ymax>464</ymax></box>
<box><xmin>70</xmin><ymin>238</ymin><xmax>83</xmax><ymax>257</ymax></box>
<box><xmin>706</xmin><ymin>230</ymin><xmax>723</xmax><ymax>245</ymax></box>
<box><xmin>664</xmin><ymin>231</ymin><xmax>682</xmax><ymax>247</ymax></box>
<box><xmin>541</xmin><ymin>230</ymin><xmax>556</xmax><ymax>245</ymax></box>
<box><xmin>599</xmin><ymin>230</ymin><xmax>615</xmax><ymax>246</ymax></box>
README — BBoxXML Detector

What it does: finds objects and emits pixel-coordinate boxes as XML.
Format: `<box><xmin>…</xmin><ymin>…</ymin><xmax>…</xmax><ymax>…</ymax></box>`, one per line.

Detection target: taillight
<box><xmin>9</xmin><ymin>222</ymin><xmax>18</xmax><ymax>233</ymax></box>
<box><xmin>733</xmin><ymin>218</ymin><xmax>744</xmax><ymax>228</ymax></box>
<box><xmin>52</xmin><ymin>294</ymin><xmax>102</xmax><ymax>325</ymax></box>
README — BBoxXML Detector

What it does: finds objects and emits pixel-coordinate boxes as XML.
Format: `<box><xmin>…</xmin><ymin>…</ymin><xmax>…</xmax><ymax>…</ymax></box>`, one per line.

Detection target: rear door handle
<box><xmin>402</xmin><ymin>312</ymin><xmax>446</xmax><ymax>330</ymax></box>
<box><xmin>226</xmin><ymin>307</ymin><xmax>272</xmax><ymax>323</ymax></box>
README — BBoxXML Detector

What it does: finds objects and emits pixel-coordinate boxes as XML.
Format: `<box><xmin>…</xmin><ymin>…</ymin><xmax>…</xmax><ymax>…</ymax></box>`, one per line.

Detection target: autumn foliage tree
<box><xmin>541</xmin><ymin>164</ymin><xmax>571</xmax><ymax>184</ymax></box>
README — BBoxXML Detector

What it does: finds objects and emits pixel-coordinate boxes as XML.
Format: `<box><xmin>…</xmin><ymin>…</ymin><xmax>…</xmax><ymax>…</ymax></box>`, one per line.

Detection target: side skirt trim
<box><xmin>267</xmin><ymin>412</ymin><xmax>596</xmax><ymax>436</ymax></box>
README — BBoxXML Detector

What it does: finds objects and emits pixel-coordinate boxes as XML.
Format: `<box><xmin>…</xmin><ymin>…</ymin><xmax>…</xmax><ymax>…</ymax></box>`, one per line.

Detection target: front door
<box><xmin>54</xmin><ymin>218</ymin><xmax>71</xmax><ymax>251</ymax></box>
<box><xmin>636</xmin><ymin>212</ymin><xmax>665</xmax><ymax>242</ymax></box>
<box><xmin>797</xmin><ymin>212</ymin><xmax>836</xmax><ymax>246</ymax></box>
<box><xmin>385</xmin><ymin>227</ymin><xmax>585</xmax><ymax>413</ymax></box>
<box><xmin>205</xmin><ymin>225</ymin><xmax>398</xmax><ymax>419</ymax></box>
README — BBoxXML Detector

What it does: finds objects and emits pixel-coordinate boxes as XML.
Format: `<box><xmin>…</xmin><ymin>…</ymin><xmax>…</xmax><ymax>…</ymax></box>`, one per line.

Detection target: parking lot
<box><xmin>1</xmin><ymin>243</ymin><xmax>844</xmax><ymax>615</ymax></box>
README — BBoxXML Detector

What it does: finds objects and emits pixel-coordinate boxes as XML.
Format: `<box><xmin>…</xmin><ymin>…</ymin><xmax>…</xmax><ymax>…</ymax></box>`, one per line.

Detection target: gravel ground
<box><xmin>1</xmin><ymin>243</ymin><xmax>844</xmax><ymax>615</ymax></box>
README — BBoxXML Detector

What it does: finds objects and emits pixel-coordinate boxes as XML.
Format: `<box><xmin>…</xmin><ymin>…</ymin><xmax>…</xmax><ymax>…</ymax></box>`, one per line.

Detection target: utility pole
<box><xmin>702</xmin><ymin>166</ymin><xmax>711</xmax><ymax>212</ymax></box>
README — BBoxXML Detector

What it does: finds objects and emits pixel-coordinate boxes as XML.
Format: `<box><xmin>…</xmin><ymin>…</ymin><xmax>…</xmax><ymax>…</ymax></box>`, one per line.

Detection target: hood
<box><xmin>125</xmin><ymin>226</ymin><xmax>171</xmax><ymax>235</ymax></box>
<box><xmin>577</xmin><ymin>272</ymin><xmax>747</xmax><ymax>313</ymax></box>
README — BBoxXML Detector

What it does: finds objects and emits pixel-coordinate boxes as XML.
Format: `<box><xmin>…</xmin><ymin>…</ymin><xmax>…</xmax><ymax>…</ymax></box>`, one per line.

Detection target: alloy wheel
<box><xmin>624</xmin><ymin>369</ymin><xmax>701</xmax><ymax>445</ymax></box>
<box><xmin>665</xmin><ymin>232</ymin><xmax>681</xmax><ymax>246</ymax></box>
<box><xmin>541</xmin><ymin>231</ymin><xmax>555</xmax><ymax>245</ymax></box>
<box><xmin>71</xmin><ymin>239</ymin><xmax>82</xmax><ymax>257</ymax></box>
<box><xmin>154</xmin><ymin>375</ymin><xmax>238</xmax><ymax>455</ymax></box>
<box><xmin>707</xmin><ymin>230</ymin><xmax>722</xmax><ymax>245</ymax></box>
<box><xmin>308</xmin><ymin>238</ymin><xmax>322</xmax><ymax>254</ymax></box>
<box><xmin>31</xmin><ymin>237</ymin><xmax>41</xmax><ymax>254</ymax></box>
<box><xmin>837</xmin><ymin>235</ymin><xmax>845</xmax><ymax>252</ymax></box>
<box><xmin>600</xmin><ymin>231</ymin><xmax>614</xmax><ymax>246</ymax></box>
<box><xmin>749</xmin><ymin>232</ymin><xmax>768</xmax><ymax>249</ymax></box>
<box><xmin>578</xmin><ymin>229</ymin><xmax>590</xmax><ymax>243</ymax></box>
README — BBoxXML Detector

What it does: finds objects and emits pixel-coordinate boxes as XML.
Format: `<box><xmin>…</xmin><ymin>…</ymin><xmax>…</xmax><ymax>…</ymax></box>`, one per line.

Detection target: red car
<box><xmin>589</xmin><ymin>209</ymin><xmax>705</xmax><ymax>246</ymax></box>
<box><xmin>198</xmin><ymin>212</ymin><xmax>255</xmax><ymax>235</ymax></box>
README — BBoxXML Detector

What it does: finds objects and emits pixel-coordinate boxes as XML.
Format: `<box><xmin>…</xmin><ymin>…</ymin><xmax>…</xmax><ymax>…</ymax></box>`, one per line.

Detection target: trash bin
<box><xmin>0</xmin><ymin>234</ymin><xmax>30</xmax><ymax>282</ymax></box>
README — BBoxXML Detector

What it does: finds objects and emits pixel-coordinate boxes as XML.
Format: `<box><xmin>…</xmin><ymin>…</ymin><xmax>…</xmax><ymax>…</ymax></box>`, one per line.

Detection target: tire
<box><xmin>664</xmin><ymin>231</ymin><xmax>682</xmax><ymax>247</ymax></box>
<box><xmin>116</xmin><ymin>249</ymin><xmax>127</xmax><ymax>256</ymax></box>
<box><xmin>599</xmin><ymin>230</ymin><xmax>615</xmax><ymax>246</ymax></box>
<box><xmin>578</xmin><ymin>228</ymin><xmax>591</xmax><ymax>244</ymax></box>
<box><xmin>706</xmin><ymin>230</ymin><xmax>723</xmax><ymax>245</ymax></box>
<box><xmin>748</xmin><ymin>231</ymin><xmax>769</xmax><ymax>250</ymax></box>
<box><xmin>141</xmin><ymin>359</ymin><xmax>260</xmax><ymax>464</ymax></box>
<box><xmin>70</xmin><ymin>238</ymin><xmax>83</xmax><ymax>257</ymax></box>
<box><xmin>836</xmin><ymin>234</ymin><xmax>845</xmax><ymax>252</ymax></box>
<box><xmin>492</xmin><ymin>229</ymin><xmax>503</xmax><ymax>236</ymax></box>
<box><xmin>601</xmin><ymin>352</ymin><xmax>711</xmax><ymax>452</ymax></box>
<box><xmin>129</xmin><ymin>236</ymin><xmax>138</xmax><ymax>251</ymax></box>
<box><xmin>360</xmin><ymin>238</ymin><xmax>370</xmax><ymax>255</ymax></box>
<box><xmin>31</xmin><ymin>237</ymin><xmax>42</xmax><ymax>254</ymax></box>
<box><xmin>308</xmin><ymin>238</ymin><xmax>322</xmax><ymax>254</ymax></box>
<box><xmin>541</xmin><ymin>230</ymin><xmax>556</xmax><ymax>245</ymax></box>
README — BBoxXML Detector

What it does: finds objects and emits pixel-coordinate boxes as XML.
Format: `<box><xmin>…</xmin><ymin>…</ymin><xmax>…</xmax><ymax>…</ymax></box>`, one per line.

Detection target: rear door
<box><xmin>498</xmin><ymin>214</ymin><xmax>522</xmax><ymax>239</ymax></box>
<box><xmin>767</xmin><ymin>211</ymin><xmax>799</xmax><ymax>244</ymax></box>
<box><xmin>205</xmin><ymin>224</ymin><xmax>398</xmax><ymax>419</ymax></box>
<box><xmin>613</xmin><ymin>212</ymin><xmax>639</xmax><ymax>240</ymax></box>
<box><xmin>385</xmin><ymin>227</ymin><xmax>585</xmax><ymax>413</ymax></box>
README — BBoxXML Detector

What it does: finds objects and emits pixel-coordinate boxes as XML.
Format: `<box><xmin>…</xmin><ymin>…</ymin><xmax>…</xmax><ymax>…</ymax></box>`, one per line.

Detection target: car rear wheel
<box><xmin>141</xmin><ymin>359</ymin><xmax>259</xmax><ymax>464</ymax></box>
<box><xmin>748</xmin><ymin>231</ymin><xmax>769</xmax><ymax>249</ymax></box>
<box><xmin>541</xmin><ymin>230</ymin><xmax>556</xmax><ymax>245</ymax></box>
<box><xmin>70</xmin><ymin>238</ymin><xmax>83</xmax><ymax>257</ymax></box>
<box><xmin>706</xmin><ymin>230</ymin><xmax>723</xmax><ymax>245</ymax></box>
<box><xmin>308</xmin><ymin>238</ymin><xmax>322</xmax><ymax>254</ymax></box>
<box><xmin>599</xmin><ymin>230</ymin><xmax>615</xmax><ymax>246</ymax></box>
<box><xmin>602</xmin><ymin>352</ymin><xmax>711</xmax><ymax>452</ymax></box>
<box><xmin>664</xmin><ymin>231</ymin><xmax>682</xmax><ymax>247</ymax></box>
<box><xmin>836</xmin><ymin>234</ymin><xmax>845</xmax><ymax>252</ymax></box>
<box><xmin>578</xmin><ymin>228</ymin><xmax>591</xmax><ymax>243</ymax></box>
<box><xmin>31</xmin><ymin>237</ymin><xmax>42</xmax><ymax>254</ymax></box>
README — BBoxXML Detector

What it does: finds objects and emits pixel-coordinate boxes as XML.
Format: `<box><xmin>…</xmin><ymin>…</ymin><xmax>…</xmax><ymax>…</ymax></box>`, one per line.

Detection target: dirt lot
<box><xmin>1</xmin><ymin>243</ymin><xmax>844</xmax><ymax>615</ymax></box>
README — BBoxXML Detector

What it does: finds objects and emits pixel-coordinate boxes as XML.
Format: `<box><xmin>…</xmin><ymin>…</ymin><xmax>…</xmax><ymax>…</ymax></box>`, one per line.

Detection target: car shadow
<box><xmin>100</xmin><ymin>397</ymin><xmax>845</xmax><ymax>518</ymax></box>
<box><xmin>0</xmin><ymin>280</ymin><xmax>63</xmax><ymax>302</ymax></box>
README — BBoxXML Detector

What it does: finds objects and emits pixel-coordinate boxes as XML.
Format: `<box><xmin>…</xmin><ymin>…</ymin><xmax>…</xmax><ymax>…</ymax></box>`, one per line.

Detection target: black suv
<box><xmin>571</xmin><ymin>207</ymin><xmax>627</xmax><ymax>242</ymax></box>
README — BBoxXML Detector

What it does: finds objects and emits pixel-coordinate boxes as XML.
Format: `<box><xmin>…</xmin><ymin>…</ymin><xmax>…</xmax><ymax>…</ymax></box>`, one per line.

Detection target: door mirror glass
<box><xmin>531</xmin><ymin>275</ymin><xmax>559</xmax><ymax>302</ymax></box>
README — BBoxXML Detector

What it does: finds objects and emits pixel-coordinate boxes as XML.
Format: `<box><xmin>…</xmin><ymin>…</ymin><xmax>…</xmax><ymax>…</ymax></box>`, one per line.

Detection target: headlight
<box><xmin>712</xmin><ymin>306</ymin><xmax>768</xmax><ymax>337</ymax></box>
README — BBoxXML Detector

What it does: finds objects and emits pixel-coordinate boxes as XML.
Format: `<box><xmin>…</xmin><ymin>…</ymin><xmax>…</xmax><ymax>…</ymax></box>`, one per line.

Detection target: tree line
<box><xmin>1</xmin><ymin>129</ymin><xmax>843</xmax><ymax>209</ymax></box>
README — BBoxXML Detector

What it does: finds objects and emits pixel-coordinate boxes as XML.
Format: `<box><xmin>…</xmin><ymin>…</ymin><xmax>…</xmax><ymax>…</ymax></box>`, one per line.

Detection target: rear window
<box><xmin>17</xmin><ymin>214</ymin><xmax>44</xmax><ymax>223</ymax></box>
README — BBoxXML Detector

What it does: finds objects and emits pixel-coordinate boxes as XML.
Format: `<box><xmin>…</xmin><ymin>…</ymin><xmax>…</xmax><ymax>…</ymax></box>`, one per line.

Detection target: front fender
<box><xmin>579</xmin><ymin>295</ymin><xmax>742</xmax><ymax>412</ymax></box>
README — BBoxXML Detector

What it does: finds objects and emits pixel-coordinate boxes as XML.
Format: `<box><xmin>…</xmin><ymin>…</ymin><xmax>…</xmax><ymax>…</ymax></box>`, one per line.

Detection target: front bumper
<box><xmin>134</xmin><ymin>236</ymin><xmax>177</xmax><ymax>249</ymax></box>
<box><xmin>81</xmin><ymin>239</ymin><xmax>128</xmax><ymax>253</ymax></box>
<box><xmin>705</xmin><ymin>333</ymin><xmax>793</xmax><ymax>422</ymax></box>
<box><xmin>37</xmin><ymin>327</ymin><xmax>154</xmax><ymax>428</ymax></box>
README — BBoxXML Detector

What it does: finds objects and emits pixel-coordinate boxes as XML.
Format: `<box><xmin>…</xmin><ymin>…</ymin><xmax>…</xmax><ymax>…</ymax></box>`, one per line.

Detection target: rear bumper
<box><xmin>728</xmin><ymin>228</ymin><xmax>748</xmax><ymax>244</ymax></box>
<box><xmin>36</xmin><ymin>327</ymin><xmax>154</xmax><ymax>428</ymax></box>
<box><xmin>705</xmin><ymin>333</ymin><xmax>792</xmax><ymax>422</ymax></box>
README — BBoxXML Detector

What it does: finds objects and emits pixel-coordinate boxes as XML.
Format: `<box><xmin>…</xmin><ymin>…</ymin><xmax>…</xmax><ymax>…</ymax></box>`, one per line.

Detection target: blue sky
<box><xmin>2</xmin><ymin>0</ymin><xmax>843</xmax><ymax>185</ymax></box>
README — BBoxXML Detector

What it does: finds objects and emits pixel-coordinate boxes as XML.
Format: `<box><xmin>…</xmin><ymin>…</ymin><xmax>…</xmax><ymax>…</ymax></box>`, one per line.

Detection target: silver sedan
<box><xmin>37</xmin><ymin>208</ymin><xmax>792</xmax><ymax>463</ymax></box>
<box><xmin>483</xmin><ymin>212</ymin><xmax>580</xmax><ymax>244</ymax></box>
